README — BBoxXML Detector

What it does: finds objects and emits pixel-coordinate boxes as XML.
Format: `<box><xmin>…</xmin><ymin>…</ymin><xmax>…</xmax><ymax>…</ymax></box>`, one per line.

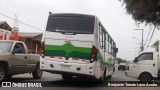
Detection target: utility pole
<box><xmin>134</xmin><ymin>29</ymin><xmax>144</xmax><ymax>52</ymax></box>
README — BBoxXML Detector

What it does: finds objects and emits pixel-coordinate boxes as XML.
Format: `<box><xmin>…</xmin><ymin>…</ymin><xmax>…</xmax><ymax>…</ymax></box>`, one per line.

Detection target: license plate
<box><xmin>60</xmin><ymin>64</ymin><xmax>71</xmax><ymax>69</ymax></box>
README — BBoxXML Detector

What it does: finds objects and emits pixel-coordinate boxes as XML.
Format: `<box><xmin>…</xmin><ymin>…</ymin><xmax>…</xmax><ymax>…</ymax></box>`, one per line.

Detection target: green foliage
<box><xmin>116</xmin><ymin>58</ymin><xmax>127</xmax><ymax>64</ymax></box>
<box><xmin>120</xmin><ymin>0</ymin><xmax>160</xmax><ymax>26</ymax></box>
<box><xmin>152</xmin><ymin>40</ymin><xmax>159</xmax><ymax>52</ymax></box>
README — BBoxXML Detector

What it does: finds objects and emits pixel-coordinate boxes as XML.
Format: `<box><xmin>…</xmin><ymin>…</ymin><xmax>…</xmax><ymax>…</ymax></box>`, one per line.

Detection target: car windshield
<box><xmin>0</xmin><ymin>41</ymin><xmax>13</xmax><ymax>52</ymax></box>
<box><xmin>46</xmin><ymin>17</ymin><xmax>94</xmax><ymax>34</ymax></box>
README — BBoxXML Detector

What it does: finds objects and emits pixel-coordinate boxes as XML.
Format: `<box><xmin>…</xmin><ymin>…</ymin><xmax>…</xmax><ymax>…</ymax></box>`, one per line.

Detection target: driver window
<box><xmin>138</xmin><ymin>53</ymin><xmax>153</xmax><ymax>61</ymax></box>
<box><xmin>14</xmin><ymin>43</ymin><xmax>25</xmax><ymax>54</ymax></box>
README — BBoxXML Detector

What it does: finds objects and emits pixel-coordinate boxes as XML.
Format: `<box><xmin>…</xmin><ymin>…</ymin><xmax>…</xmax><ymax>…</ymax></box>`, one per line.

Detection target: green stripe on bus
<box><xmin>44</xmin><ymin>43</ymin><xmax>92</xmax><ymax>60</ymax></box>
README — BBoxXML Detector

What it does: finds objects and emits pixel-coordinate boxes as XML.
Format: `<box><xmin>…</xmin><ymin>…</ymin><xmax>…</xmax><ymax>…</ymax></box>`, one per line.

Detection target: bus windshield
<box><xmin>0</xmin><ymin>41</ymin><xmax>13</xmax><ymax>52</ymax></box>
<box><xmin>46</xmin><ymin>17</ymin><xmax>94</xmax><ymax>34</ymax></box>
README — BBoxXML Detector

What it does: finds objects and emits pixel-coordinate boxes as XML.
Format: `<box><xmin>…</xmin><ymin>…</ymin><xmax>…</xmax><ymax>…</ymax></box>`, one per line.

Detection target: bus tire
<box><xmin>113</xmin><ymin>67</ymin><xmax>115</xmax><ymax>72</ymax></box>
<box><xmin>62</xmin><ymin>74</ymin><xmax>73</xmax><ymax>80</ymax></box>
<box><xmin>97</xmin><ymin>68</ymin><xmax>107</xmax><ymax>83</ymax></box>
<box><xmin>32</xmin><ymin>64</ymin><xmax>43</xmax><ymax>79</ymax></box>
<box><xmin>107</xmin><ymin>75</ymin><xmax>112</xmax><ymax>79</ymax></box>
<box><xmin>139</xmin><ymin>72</ymin><xmax>152</xmax><ymax>83</ymax></box>
<box><xmin>103</xmin><ymin>68</ymin><xmax>107</xmax><ymax>80</ymax></box>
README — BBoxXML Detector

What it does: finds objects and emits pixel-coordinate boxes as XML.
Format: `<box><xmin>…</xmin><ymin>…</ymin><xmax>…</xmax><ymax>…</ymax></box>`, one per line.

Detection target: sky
<box><xmin>0</xmin><ymin>0</ymin><xmax>160</xmax><ymax>60</ymax></box>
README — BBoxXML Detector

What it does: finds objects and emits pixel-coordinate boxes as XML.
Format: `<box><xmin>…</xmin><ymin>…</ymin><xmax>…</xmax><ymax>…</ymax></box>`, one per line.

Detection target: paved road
<box><xmin>8</xmin><ymin>67</ymin><xmax>138</xmax><ymax>82</ymax></box>
<box><xmin>1</xmin><ymin>68</ymin><xmax>160</xmax><ymax>90</ymax></box>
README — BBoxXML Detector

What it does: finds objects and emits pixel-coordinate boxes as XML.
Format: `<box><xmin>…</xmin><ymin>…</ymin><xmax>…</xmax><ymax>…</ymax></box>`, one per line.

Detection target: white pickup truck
<box><xmin>0</xmin><ymin>40</ymin><xmax>43</xmax><ymax>82</ymax></box>
<box><xmin>125</xmin><ymin>43</ymin><xmax>160</xmax><ymax>83</ymax></box>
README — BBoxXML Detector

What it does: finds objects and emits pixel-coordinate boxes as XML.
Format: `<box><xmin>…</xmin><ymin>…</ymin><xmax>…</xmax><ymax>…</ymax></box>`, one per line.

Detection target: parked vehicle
<box><xmin>125</xmin><ymin>44</ymin><xmax>160</xmax><ymax>83</ymax></box>
<box><xmin>118</xmin><ymin>63</ymin><xmax>126</xmax><ymax>70</ymax></box>
<box><xmin>0</xmin><ymin>40</ymin><xmax>43</xmax><ymax>82</ymax></box>
<box><xmin>40</xmin><ymin>13</ymin><xmax>118</xmax><ymax>82</ymax></box>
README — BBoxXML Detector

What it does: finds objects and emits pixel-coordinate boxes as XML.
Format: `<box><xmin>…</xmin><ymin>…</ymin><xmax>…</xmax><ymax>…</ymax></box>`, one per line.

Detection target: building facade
<box><xmin>19</xmin><ymin>32</ymin><xmax>42</xmax><ymax>54</ymax></box>
<box><xmin>0</xmin><ymin>21</ymin><xmax>42</xmax><ymax>54</ymax></box>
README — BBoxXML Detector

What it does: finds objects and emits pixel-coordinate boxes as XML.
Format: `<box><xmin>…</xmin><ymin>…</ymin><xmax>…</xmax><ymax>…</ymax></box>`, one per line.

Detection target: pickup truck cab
<box><xmin>0</xmin><ymin>40</ymin><xmax>42</xmax><ymax>82</ymax></box>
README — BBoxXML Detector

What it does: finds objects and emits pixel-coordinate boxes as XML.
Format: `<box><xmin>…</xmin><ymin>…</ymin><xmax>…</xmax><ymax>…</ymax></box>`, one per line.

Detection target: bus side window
<box><xmin>102</xmin><ymin>28</ymin><xmax>106</xmax><ymax>52</ymax></box>
<box><xmin>112</xmin><ymin>43</ymin><xmax>115</xmax><ymax>57</ymax></box>
<box><xmin>99</xmin><ymin>23</ymin><xmax>105</xmax><ymax>51</ymax></box>
<box><xmin>99</xmin><ymin>26</ymin><xmax>103</xmax><ymax>49</ymax></box>
<box><xmin>108</xmin><ymin>38</ymin><xmax>110</xmax><ymax>54</ymax></box>
<box><xmin>110</xmin><ymin>39</ymin><xmax>113</xmax><ymax>55</ymax></box>
<box><xmin>111</xmin><ymin>41</ymin><xmax>114</xmax><ymax>55</ymax></box>
<box><xmin>106</xmin><ymin>34</ymin><xmax>109</xmax><ymax>52</ymax></box>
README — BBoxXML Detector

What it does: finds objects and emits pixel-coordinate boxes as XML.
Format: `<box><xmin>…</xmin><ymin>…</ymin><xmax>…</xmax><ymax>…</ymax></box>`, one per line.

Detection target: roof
<box><xmin>0</xmin><ymin>21</ymin><xmax>12</xmax><ymax>31</ymax></box>
<box><xmin>18</xmin><ymin>32</ymin><xmax>42</xmax><ymax>37</ymax></box>
<box><xmin>0</xmin><ymin>40</ymin><xmax>23</xmax><ymax>43</ymax></box>
<box><xmin>0</xmin><ymin>21</ymin><xmax>5</xmax><ymax>25</ymax></box>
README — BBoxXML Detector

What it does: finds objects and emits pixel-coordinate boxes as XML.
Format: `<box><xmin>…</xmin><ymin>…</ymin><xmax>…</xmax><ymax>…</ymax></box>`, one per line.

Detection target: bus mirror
<box><xmin>113</xmin><ymin>47</ymin><xmax>118</xmax><ymax>53</ymax></box>
<box><xmin>115</xmin><ymin>48</ymin><xmax>118</xmax><ymax>53</ymax></box>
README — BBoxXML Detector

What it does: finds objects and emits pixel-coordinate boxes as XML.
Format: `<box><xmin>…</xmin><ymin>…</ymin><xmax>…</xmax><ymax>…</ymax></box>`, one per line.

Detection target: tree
<box><xmin>116</xmin><ymin>58</ymin><xmax>127</xmax><ymax>64</ymax></box>
<box><xmin>120</xmin><ymin>0</ymin><xmax>160</xmax><ymax>26</ymax></box>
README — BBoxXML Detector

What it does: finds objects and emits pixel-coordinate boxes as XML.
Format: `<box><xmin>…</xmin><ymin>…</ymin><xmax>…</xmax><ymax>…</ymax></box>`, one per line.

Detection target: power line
<box><xmin>0</xmin><ymin>12</ymin><xmax>44</xmax><ymax>32</ymax></box>
<box><xmin>147</xmin><ymin>26</ymin><xmax>156</xmax><ymax>47</ymax></box>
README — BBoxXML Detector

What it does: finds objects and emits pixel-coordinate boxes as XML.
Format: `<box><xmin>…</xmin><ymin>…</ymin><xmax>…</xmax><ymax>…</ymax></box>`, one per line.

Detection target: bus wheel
<box><xmin>103</xmin><ymin>68</ymin><xmax>107</xmax><ymax>80</ymax></box>
<box><xmin>32</xmin><ymin>64</ymin><xmax>43</xmax><ymax>79</ymax></box>
<box><xmin>107</xmin><ymin>75</ymin><xmax>112</xmax><ymax>79</ymax></box>
<box><xmin>97</xmin><ymin>68</ymin><xmax>107</xmax><ymax>83</ymax></box>
<box><xmin>62</xmin><ymin>74</ymin><xmax>73</xmax><ymax>80</ymax></box>
<box><xmin>139</xmin><ymin>73</ymin><xmax>152</xmax><ymax>83</ymax></box>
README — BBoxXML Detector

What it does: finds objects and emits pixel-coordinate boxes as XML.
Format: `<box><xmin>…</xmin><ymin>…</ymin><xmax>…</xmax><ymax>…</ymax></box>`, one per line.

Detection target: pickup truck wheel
<box><xmin>0</xmin><ymin>66</ymin><xmax>6</xmax><ymax>82</ymax></box>
<box><xmin>6</xmin><ymin>74</ymin><xmax>13</xmax><ymax>79</ymax></box>
<box><xmin>32</xmin><ymin>64</ymin><xmax>43</xmax><ymax>79</ymax></box>
<box><xmin>140</xmin><ymin>73</ymin><xmax>152</xmax><ymax>83</ymax></box>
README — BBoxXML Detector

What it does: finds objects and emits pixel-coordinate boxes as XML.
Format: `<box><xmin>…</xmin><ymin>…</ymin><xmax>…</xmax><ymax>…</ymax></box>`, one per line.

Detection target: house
<box><xmin>19</xmin><ymin>32</ymin><xmax>43</xmax><ymax>54</ymax></box>
<box><xmin>0</xmin><ymin>21</ymin><xmax>43</xmax><ymax>54</ymax></box>
<box><xmin>0</xmin><ymin>21</ymin><xmax>12</xmax><ymax>31</ymax></box>
<box><xmin>0</xmin><ymin>21</ymin><xmax>12</xmax><ymax>40</ymax></box>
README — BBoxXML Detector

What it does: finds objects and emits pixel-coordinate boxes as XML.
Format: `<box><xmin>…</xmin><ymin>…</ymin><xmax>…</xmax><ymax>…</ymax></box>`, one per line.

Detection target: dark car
<box><xmin>118</xmin><ymin>63</ymin><xmax>127</xmax><ymax>70</ymax></box>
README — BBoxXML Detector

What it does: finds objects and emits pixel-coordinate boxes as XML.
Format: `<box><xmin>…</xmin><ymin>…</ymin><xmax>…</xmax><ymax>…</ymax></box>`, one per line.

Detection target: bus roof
<box><xmin>49</xmin><ymin>13</ymin><xmax>95</xmax><ymax>18</ymax></box>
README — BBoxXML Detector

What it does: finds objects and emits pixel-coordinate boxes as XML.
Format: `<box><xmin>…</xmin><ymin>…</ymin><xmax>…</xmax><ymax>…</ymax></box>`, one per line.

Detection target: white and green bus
<box><xmin>40</xmin><ymin>13</ymin><xmax>118</xmax><ymax>81</ymax></box>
